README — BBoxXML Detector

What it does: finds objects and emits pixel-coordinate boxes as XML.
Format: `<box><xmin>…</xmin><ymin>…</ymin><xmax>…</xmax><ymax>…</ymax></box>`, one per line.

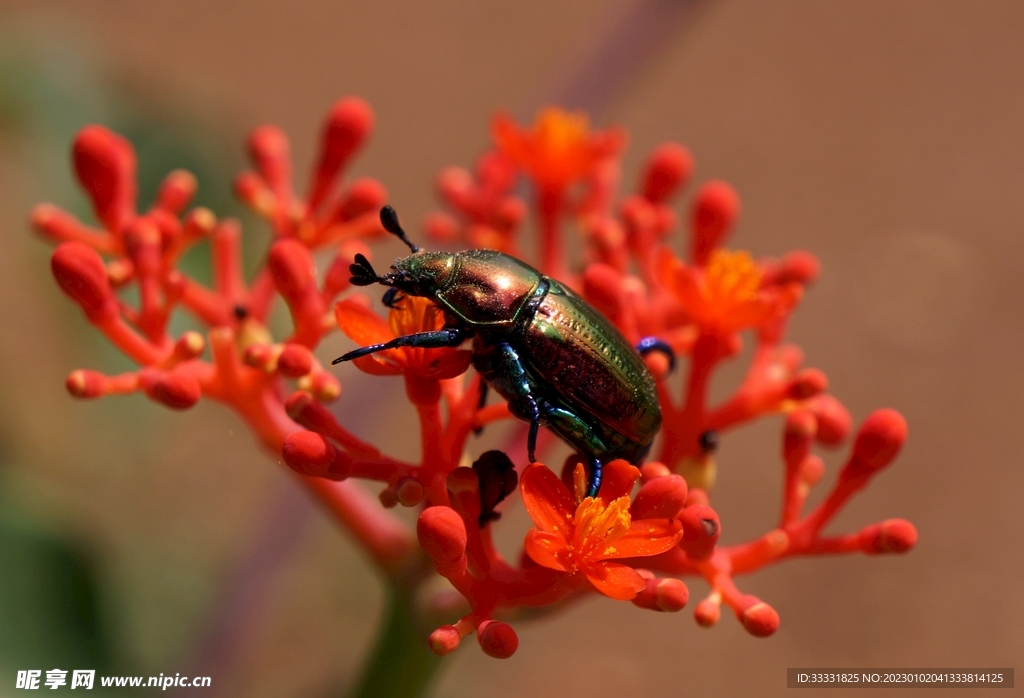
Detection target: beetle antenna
<box><xmin>349</xmin><ymin>253</ymin><xmax>384</xmax><ymax>287</ymax></box>
<box><xmin>380</xmin><ymin>205</ymin><xmax>420</xmax><ymax>253</ymax></box>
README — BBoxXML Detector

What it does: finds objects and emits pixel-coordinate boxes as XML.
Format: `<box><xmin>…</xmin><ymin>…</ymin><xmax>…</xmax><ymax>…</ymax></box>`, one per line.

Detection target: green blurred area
<box><xmin>0</xmin><ymin>33</ymin><xmax>258</xmax><ymax>690</ymax></box>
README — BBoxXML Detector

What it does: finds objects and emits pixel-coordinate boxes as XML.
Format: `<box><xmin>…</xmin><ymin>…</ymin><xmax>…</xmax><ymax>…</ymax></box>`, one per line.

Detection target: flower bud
<box><xmin>690</xmin><ymin>180</ymin><xmax>739</xmax><ymax>266</ymax></box>
<box><xmin>283</xmin><ymin>430</ymin><xmax>333</xmax><ymax>475</ymax></box>
<box><xmin>417</xmin><ymin>506</ymin><xmax>467</xmax><ymax>572</ymax></box>
<box><xmin>808</xmin><ymin>394</ymin><xmax>852</xmax><ymax>445</ymax></box>
<box><xmin>172</xmin><ymin>332</ymin><xmax>206</xmax><ymax>363</ymax></box>
<box><xmin>737</xmin><ymin>597</ymin><xmax>779</xmax><ymax>637</ymax></box>
<box><xmin>844</xmin><ymin>409</ymin><xmax>908</xmax><ymax>477</ymax></box>
<box><xmin>633</xmin><ymin>577</ymin><xmax>689</xmax><ymax>612</ymax></box>
<box><xmin>156</xmin><ymin>169</ymin><xmax>197</xmax><ymax>214</ymax></box>
<box><xmin>429</xmin><ymin>625</ymin><xmax>461</xmax><ymax>656</ymax></box>
<box><xmin>308</xmin><ymin>97</ymin><xmax>375</xmax><ymax>211</ymax></box>
<box><xmin>437</xmin><ymin>167</ymin><xmax>475</xmax><ymax>209</ymax></box>
<box><xmin>679</xmin><ymin>505</ymin><xmax>720</xmax><ymax>560</ymax></box>
<box><xmin>51</xmin><ymin>242</ymin><xmax>117</xmax><ymax>323</ymax></box>
<box><xmin>424</xmin><ymin>211</ymin><xmax>459</xmax><ymax>243</ymax></box>
<box><xmin>146</xmin><ymin>371</ymin><xmax>201</xmax><ymax>409</ymax></box>
<box><xmin>66</xmin><ymin>369</ymin><xmax>106</xmax><ymax>398</ymax></box>
<box><xmin>694</xmin><ymin>597</ymin><xmax>721</xmax><ymax>627</ymax></box>
<box><xmin>778</xmin><ymin>250</ymin><xmax>821</xmax><ymax>285</ymax></box>
<box><xmin>685</xmin><ymin>488</ymin><xmax>710</xmax><ymax>508</ymax></box>
<box><xmin>631</xmin><ymin>474</ymin><xmax>688</xmax><ymax>519</ymax></box>
<box><xmin>641</xmin><ymin>143</ymin><xmax>693</xmax><ymax>203</ymax></box>
<box><xmin>783</xmin><ymin>409</ymin><xmax>817</xmax><ymax>463</ymax></box>
<box><xmin>786</xmin><ymin>368</ymin><xmax>828</xmax><ymax>401</ymax></box>
<box><xmin>477</xmin><ymin>621</ymin><xmax>518</xmax><ymax>659</ymax></box>
<box><xmin>247</xmin><ymin>125</ymin><xmax>291</xmax><ymax>191</ymax></box>
<box><xmin>268</xmin><ymin>238</ymin><xmax>324</xmax><ymax>346</ymax></box>
<box><xmin>234</xmin><ymin>171</ymin><xmax>276</xmax><ymax>216</ymax></box>
<box><xmin>639</xmin><ymin>461</ymin><xmax>672</xmax><ymax>483</ymax></box>
<box><xmin>72</xmin><ymin>125</ymin><xmax>136</xmax><ymax>231</ymax></box>
<box><xmin>278</xmin><ymin>343</ymin><xmax>313</xmax><ymax>378</ymax></box>
<box><xmin>859</xmin><ymin>518</ymin><xmax>917</xmax><ymax>554</ymax></box>
<box><xmin>332</xmin><ymin>177</ymin><xmax>386</xmax><ymax>223</ymax></box>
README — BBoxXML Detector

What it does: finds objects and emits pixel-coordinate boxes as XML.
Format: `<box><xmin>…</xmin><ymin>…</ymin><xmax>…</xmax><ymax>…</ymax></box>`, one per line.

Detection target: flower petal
<box><xmin>520</xmin><ymin>463</ymin><xmax>576</xmax><ymax>534</ymax></box>
<box><xmin>420</xmin><ymin>349</ymin><xmax>473</xmax><ymax>379</ymax></box>
<box><xmin>352</xmin><ymin>355</ymin><xmax>402</xmax><ymax>376</ymax></box>
<box><xmin>335</xmin><ymin>297</ymin><xmax>395</xmax><ymax>346</ymax></box>
<box><xmin>584</xmin><ymin>561</ymin><xmax>646</xmax><ymax>600</ymax></box>
<box><xmin>524</xmin><ymin>529</ymin><xmax>573</xmax><ymax>572</ymax></box>
<box><xmin>601</xmin><ymin>519</ymin><xmax>683</xmax><ymax>559</ymax></box>
<box><xmin>597</xmin><ymin>459</ymin><xmax>640</xmax><ymax>503</ymax></box>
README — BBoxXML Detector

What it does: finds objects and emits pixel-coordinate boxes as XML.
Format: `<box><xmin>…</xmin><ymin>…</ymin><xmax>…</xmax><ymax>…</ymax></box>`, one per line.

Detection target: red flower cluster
<box><xmin>34</xmin><ymin>102</ymin><xmax>916</xmax><ymax>659</ymax></box>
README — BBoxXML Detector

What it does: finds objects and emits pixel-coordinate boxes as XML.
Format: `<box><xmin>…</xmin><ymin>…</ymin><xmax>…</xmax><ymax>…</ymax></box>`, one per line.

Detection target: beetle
<box><xmin>333</xmin><ymin>206</ymin><xmax>672</xmax><ymax>497</ymax></box>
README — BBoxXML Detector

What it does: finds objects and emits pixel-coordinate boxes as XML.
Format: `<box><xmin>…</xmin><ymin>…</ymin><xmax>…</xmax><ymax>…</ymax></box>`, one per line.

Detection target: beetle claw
<box><xmin>636</xmin><ymin>337</ymin><xmax>677</xmax><ymax>373</ymax></box>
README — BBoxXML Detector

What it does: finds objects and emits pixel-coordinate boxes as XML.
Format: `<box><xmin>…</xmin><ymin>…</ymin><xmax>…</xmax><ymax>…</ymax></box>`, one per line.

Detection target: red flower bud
<box><xmin>424</xmin><ymin>212</ymin><xmax>459</xmax><ymax>243</ymax></box>
<box><xmin>417</xmin><ymin>506</ymin><xmax>467</xmax><ymax>570</ymax></box>
<box><xmin>477</xmin><ymin>621</ymin><xmax>518</xmax><ymax>659</ymax></box>
<box><xmin>633</xmin><ymin>577</ymin><xmax>689</xmax><ymax>612</ymax></box>
<box><xmin>778</xmin><ymin>250</ymin><xmax>821</xmax><ymax>285</ymax></box>
<box><xmin>859</xmin><ymin>518</ymin><xmax>918</xmax><ymax>554</ymax></box>
<box><xmin>146</xmin><ymin>371</ymin><xmax>201</xmax><ymax>409</ymax></box>
<box><xmin>156</xmin><ymin>170</ymin><xmax>197</xmax><ymax>214</ymax></box>
<box><xmin>429</xmin><ymin>625</ymin><xmax>461</xmax><ymax>656</ymax></box>
<box><xmin>800</xmin><ymin>455</ymin><xmax>825</xmax><ymax>486</ymax></box>
<box><xmin>694</xmin><ymin>598</ymin><xmax>721</xmax><ymax>627</ymax></box>
<box><xmin>268</xmin><ymin>238</ymin><xmax>323</xmax><ymax>346</ymax></box>
<box><xmin>641</xmin><ymin>142</ymin><xmax>693</xmax><ymax>204</ymax></box>
<box><xmin>631</xmin><ymin>474</ymin><xmax>688</xmax><ymax>519</ymax></box>
<box><xmin>308</xmin><ymin>97</ymin><xmax>375</xmax><ymax>211</ymax></box>
<box><xmin>172</xmin><ymin>332</ymin><xmax>206</xmax><ymax>363</ymax></box>
<box><xmin>690</xmin><ymin>180</ymin><xmax>740</xmax><ymax>266</ymax></box>
<box><xmin>808</xmin><ymin>394</ymin><xmax>852</xmax><ymax>445</ymax></box>
<box><xmin>846</xmin><ymin>409</ymin><xmax>908</xmax><ymax>477</ymax></box>
<box><xmin>51</xmin><ymin>242</ymin><xmax>117</xmax><ymax>323</ymax></box>
<box><xmin>278</xmin><ymin>343</ymin><xmax>313</xmax><ymax>378</ymax></box>
<box><xmin>282</xmin><ymin>430</ymin><xmax>350</xmax><ymax>479</ymax></box>
<box><xmin>639</xmin><ymin>461</ymin><xmax>672</xmax><ymax>483</ymax></box>
<box><xmin>679</xmin><ymin>505</ymin><xmax>720</xmax><ymax>560</ymax></box>
<box><xmin>437</xmin><ymin>167</ymin><xmax>475</xmax><ymax>209</ymax></box>
<box><xmin>784</xmin><ymin>409</ymin><xmax>817</xmax><ymax>462</ymax></box>
<box><xmin>333</xmin><ymin>177</ymin><xmax>387</xmax><ymax>223</ymax></box>
<box><xmin>72</xmin><ymin>125</ymin><xmax>136</xmax><ymax>231</ymax></box>
<box><xmin>738</xmin><ymin>598</ymin><xmax>779</xmax><ymax>637</ymax></box>
<box><xmin>685</xmin><ymin>488</ymin><xmax>710</xmax><ymax>508</ymax></box>
<box><xmin>66</xmin><ymin>369</ymin><xmax>106</xmax><ymax>398</ymax></box>
<box><xmin>786</xmin><ymin>369</ymin><xmax>828</xmax><ymax>401</ymax></box>
<box><xmin>247</xmin><ymin>125</ymin><xmax>291</xmax><ymax>192</ymax></box>
<box><xmin>234</xmin><ymin>171</ymin><xmax>276</xmax><ymax>216</ymax></box>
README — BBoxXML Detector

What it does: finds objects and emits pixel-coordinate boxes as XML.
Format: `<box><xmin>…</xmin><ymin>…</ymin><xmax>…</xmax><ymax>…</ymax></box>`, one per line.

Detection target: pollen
<box><xmin>704</xmin><ymin>249</ymin><xmax>762</xmax><ymax>308</ymax></box>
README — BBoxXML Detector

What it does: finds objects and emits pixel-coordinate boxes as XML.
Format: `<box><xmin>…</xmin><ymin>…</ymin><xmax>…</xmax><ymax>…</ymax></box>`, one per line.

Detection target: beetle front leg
<box><xmin>332</xmin><ymin>326</ymin><xmax>469</xmax><ymax>364</ymax></box>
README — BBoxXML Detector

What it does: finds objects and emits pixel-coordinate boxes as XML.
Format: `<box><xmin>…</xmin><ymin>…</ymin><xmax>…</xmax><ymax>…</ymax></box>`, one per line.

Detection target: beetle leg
<box><xmin>494</xmin><ymin>343</ymin><xmax>542</xmax><ymax>463</ymax></box>
<box><xmin>636</xmin><ymin>336</ymin><xmax>676</xmax><ymax>373</ymax></box>
<box><xmin>332</xmin><ymin>326</ymin><xmax>468</xmax><ymax>364</ymax></box>
<box><xmin>535</xmin><ymin>402</ymin><xmax>610</xmax><ymax>497</ymax></box>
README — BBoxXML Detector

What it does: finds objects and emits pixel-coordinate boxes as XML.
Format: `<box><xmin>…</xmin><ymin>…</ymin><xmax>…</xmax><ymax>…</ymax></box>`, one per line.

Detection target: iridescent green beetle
<box><xmin>334</xmin><ymin>206</ymin><xmax>669</xmax><ymax>497</ymax></box>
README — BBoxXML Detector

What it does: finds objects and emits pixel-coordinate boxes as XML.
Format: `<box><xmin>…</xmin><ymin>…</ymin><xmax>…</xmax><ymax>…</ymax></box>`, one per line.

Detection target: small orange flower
<box><xmin>334</xmin><ymin>295</ymin><xmax>472</xmax><ymax>379</ymax></box>
<box><xmin>492</xmin><ymin>107</ymin><xmax>625</xmax><ymax>191</ymax></box>
<box><xmin>521</xmin><ymin>460</ymin><xmax>682</xmax><ymax>600</ymax></box>
<box><xmin>660</xmin><ymin>248</ymin><xmax>801</xmax><ymax>335</ymax></box>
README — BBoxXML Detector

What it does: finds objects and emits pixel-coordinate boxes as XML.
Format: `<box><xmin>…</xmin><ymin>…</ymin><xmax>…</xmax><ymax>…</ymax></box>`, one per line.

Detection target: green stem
<box><xmin>347</xmin><ymin>584</ymin><xmax>448</xmax><ymax>698</ymax></box>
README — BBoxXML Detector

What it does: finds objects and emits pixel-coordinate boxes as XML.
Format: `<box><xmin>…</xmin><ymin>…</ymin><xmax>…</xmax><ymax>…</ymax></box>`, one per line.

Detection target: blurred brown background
<box><xmin>0</xmin><ymin>1</ymin><xmax>1021</xmax><ymax>696</ymax></box>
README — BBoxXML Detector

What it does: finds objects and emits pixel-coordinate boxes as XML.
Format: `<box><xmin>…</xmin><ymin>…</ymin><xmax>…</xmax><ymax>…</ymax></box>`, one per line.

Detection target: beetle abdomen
<box><xmin>519</xmin><ymin>280</ymin><xmax>661</xmax><ymax>455</ymax></box>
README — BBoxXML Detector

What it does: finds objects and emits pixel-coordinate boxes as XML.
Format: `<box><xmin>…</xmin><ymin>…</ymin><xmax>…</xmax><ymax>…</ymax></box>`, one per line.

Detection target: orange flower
<box><xmin>334</xmin><ymin>295</ymin><xmax>472</xmax><ymax>379</ymax></box>
<box><xmin>660</xmin><ymin>248</ymin><xmax>801</xmax><ymax>335</ymax></box>
<box><xmin>492</xmin><ymin>107</ymin><xmax>624</xmax><ymax>190</ymax></box>
<box><xmin>521</xmin><ymin>460</ymin><xmax>682</xmax><ymax>600</ymax></box>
